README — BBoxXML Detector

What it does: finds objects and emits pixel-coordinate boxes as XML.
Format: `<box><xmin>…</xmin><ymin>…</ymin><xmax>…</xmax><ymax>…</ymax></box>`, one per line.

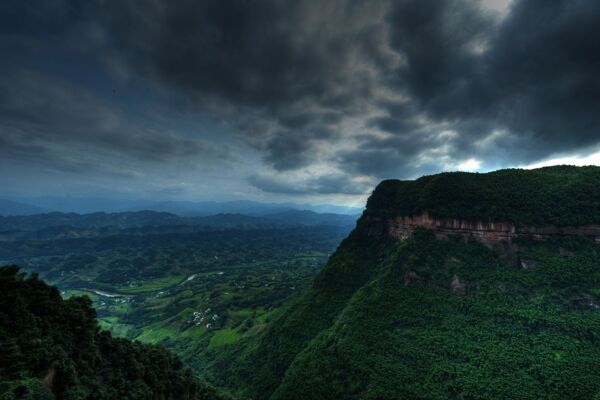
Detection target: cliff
<box><xmin>365</xmin><ymin>165</ymin><xmax>600</xmax><ymax>226</ymax></box>
<box><xmin>211</xmin><ymin>166</ymin><xmax>600</xmax><ymax>400</ymax></box>
<box><xmin>363</xmin><ymin>165</ymin><xmax>600</xmax><ymax>245</ymax></box>
<box><xmin>368</xmin><ymin>211</ymin><xmax>600</xmax><ymax>245</ymax></box>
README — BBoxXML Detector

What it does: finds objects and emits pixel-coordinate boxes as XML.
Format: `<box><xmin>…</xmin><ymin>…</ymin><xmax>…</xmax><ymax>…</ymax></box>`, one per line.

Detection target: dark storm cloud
<box><xmin>2</xmin><ymin>0</ymin><xmax>600</xmax><ymax>198</ymax></box>
<box><xmin>481</xmin><ymin>0</ymin><xmax>600</xmax><ymax>155</ymax></box>
<box><xmin>103</xmin><ymin>1</ymin><xmax>389</xmax><ymax>107</ymax></box>
<box><xmin>382</xmin><ymin>0</ymin><xmax>600</xmax><ymax>163</ymax></box>
<box><xmin>341</xmin><ymin>0</ymin><xmax>600</xmax><ymax>179</ymax></box>
<box><xmin>96</xmin><ymin>0</ymin><xmax>395</xmax><ymax>172</ymax></box>
<box><xmin>0</xmin><ymin>70</ymin><xmax>222</xmax><ymax>168</ymax></box>
<box><xmin>388</xmin><ymin>0</ymin><xmax>492</xmax><ymax>107</ymax></box>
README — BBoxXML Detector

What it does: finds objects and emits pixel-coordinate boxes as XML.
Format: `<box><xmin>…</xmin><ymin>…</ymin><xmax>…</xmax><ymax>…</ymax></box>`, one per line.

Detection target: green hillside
<box><xmin>367</xmin><ymin>165</ymin><xmax>600</xmax><ymax>226</ymax></box>
<box><xmin>0</xmin><ymin>266</ymin><xmax>223</xmax><ymax>400</ymax></box>
<box><xmin>212</xmin><ymin>166</ymin><xmax>600</xmax><ymax>399</ymax></box>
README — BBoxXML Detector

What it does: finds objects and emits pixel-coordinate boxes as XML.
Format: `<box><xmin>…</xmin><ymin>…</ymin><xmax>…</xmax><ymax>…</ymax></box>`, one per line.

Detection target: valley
<box><xmin>5</xmin><ymin>167</ymin><xmax>600</xmax><ymax>399</ymax></box>
<box><xmin>0</xmin><ymin>211</ymin><xmax>353</xmax><ymax>381</ymax></box>
<box><xmin>3</xmin><ymin>1</ymin><xmax>597</xmax><ymax>397</ymax></box>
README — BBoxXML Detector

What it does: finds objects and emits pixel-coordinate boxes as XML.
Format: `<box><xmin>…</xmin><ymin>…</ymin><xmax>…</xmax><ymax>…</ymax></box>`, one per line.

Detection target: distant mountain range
<box><xmin>0</xmin><ymin>209</ymin><xmax>360</xmax><ymax>240</ymax></box>
<box><xmin>1</xmin><ymin>197</ymin><xmax>361</xmax><ymax>216</ymax></box>
<box><xmin>127</xmin><ymin>199</ymin><xmax>362</xmax><ymax>216</ymax></box>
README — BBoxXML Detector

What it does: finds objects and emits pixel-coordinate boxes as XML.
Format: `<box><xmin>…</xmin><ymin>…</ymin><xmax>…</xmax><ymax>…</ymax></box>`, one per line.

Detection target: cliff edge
<box><xmin>363</xmin><ymin>165</ymin><xmax>600</xmax><ymax>245</ymax></box>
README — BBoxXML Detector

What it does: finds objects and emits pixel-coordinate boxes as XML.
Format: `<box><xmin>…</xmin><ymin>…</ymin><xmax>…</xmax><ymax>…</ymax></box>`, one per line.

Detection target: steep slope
<box><xmin>0</xmin><ymin>266</ymin><xmax>223</xmax><ymax>400</ymax></box>
<box><xmin>221</xmin><ymin>166</ymin><xmax>600</xmax><ymax>399</ymax></box>
<box><xmin>367</xmin><ymin>165</ymin><xmax>600</xmax><ymax>226</ymax></box>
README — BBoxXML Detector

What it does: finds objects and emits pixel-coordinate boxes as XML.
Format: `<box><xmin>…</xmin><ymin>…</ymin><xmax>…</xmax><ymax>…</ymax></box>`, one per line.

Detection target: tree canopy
<box><xmin>0</xmin><ymin>265</ymin><xmax>223</xmax><ymax>400</ymax></box>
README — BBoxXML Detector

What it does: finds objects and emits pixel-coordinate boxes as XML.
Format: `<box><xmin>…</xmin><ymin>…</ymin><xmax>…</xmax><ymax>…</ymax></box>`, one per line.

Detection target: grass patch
<box><xmin>209</xmin><ymin>328</ymin><xmax>240</xmax><ymax>348</ymax></box>
<box><xmin>61</xmin><ymin>289</ymin><xmax>100</xmax><ymax>301</ymax></box>
<box><xmin>98</xmin><ymin>316</ymin><xmax>135</xmax><ymax>337</ymax></box>
<box><xmin>135</xmin><ymin>324</ymin><xmax>177</xmax><ymax>344</ymax></box>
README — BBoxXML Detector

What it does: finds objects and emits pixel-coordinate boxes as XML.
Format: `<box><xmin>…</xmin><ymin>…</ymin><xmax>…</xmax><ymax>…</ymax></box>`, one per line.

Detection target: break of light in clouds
<box><xmin>482</xmin><ymin>0</ymin><xmax>513</xmax><ymax>14</ymax></box>
<box><xmin>524</xmin><ymin>149</ymin><xmax>600</xmax><ymax>170</ymax></box>
<box><xmin>1</xmin><ymin>0</ymin><xmax>599</xmax><ymax>207</ymax></box>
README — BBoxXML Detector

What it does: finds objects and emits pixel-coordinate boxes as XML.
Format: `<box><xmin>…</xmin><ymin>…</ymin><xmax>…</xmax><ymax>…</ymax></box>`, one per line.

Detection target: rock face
<box><xmin>378</xmin><ymin>212</ymin><xmax>600</xmax><ymax>245</ymax></box>
<box><xmin>450</xmin><ymin>275</ymin><xmax>467</xmax><ymax>296</ymax></box>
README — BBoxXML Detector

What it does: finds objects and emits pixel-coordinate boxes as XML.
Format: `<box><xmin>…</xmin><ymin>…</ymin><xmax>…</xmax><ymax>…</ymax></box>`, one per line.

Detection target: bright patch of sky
<box><xmin>523</xmin><ymin>150</ymin><xmax>600</xmax><ymax>170</ymax></box>
<box><xmin>482</xmin><ymin>0</ymin><xmax>513</xmax><ymax>16</ymax></box>
<box><xmin>457</xmin><ymin>159</ymin><xmax>482</xmax><ymax>171</ymax></box>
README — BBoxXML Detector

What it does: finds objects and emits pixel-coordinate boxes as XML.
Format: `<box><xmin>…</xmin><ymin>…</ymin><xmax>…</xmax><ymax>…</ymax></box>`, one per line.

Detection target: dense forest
<box><xmin>199</xmin><ymin>166</ymin><xmax>600</xmax><ymax>399</ymax></box>
<box><xmin>366</xmin><ymin>165</ymin><xmax>600</xmax><ymax>226</ymax></box>
<box><xmin>0</xmin><ymin>266</ymin><xmax>222</xmax><ymax>400</ymax></box>
<box><xmin>0</xmin><ymin>223</ymin><xmax>349</xmax><ymax>382</ymax></box>
<box><xmin>6</xmin><ymin>166</ymin><xmax>600</xmax><ymax>399</ymax></box>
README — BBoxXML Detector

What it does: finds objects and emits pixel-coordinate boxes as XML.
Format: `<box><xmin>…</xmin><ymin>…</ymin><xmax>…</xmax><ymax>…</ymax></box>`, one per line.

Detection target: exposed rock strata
<box><xmin>382</xmin><ymin>212</ymin><xmax>600</xmax><ymax>245</ymax></box>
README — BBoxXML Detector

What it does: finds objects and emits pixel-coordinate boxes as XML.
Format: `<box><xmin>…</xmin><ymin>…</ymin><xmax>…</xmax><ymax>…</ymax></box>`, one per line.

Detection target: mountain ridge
<box><xmin>362</xmin><ymin>166</ymin><xmax>600</xmax><ymax>248</ymax></box>
<box><xmin>0</xmin><ymin>209</ymin><xmax>358</xmax><ymax>235</ymax></box>
<box><xmin>5</xmin><ymin>197</ymin><xmax>362</xmax><ymax>216</ymax></box>
<box><xmin>366</xmin><ymin>165</ymin><xmax>600</xmax><ymax>226</ymax></box>
<box><xmin>211</xmin><ymin>165</ymin><xmax>600</xmax><ymax>400</ymax></box>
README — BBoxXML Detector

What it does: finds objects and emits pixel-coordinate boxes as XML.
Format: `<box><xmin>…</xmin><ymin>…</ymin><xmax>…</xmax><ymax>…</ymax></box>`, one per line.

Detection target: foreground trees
<box><xmin>0</xmin><ymin>265</ymin><xmax>222</xmax><ymax>400</ymax></box>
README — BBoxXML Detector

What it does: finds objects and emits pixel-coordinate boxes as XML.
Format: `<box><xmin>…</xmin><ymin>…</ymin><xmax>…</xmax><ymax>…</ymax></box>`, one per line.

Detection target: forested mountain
<box><xmin>7</xmin><ymin>198</ymin><xmax>361</xmax><ymax>217</ymax></box>
<box><xmin>368</xmin><ymin>165</ymin><xmax>600</xmax><ymax>225</ymax></box>
<box><xmin>0</xmin><ymin>210</ymin><xmax>357</xmax><ymax>235</ymax></box>
<box><xmin>0</xmin><ymin>266</ymin><xmax>223</xmax><ymax>400</ymax></box>
<box><xmin>125</xmin><ymin>200</ymin><xmax>361</xmax><ymax>217</ymax></box>
<box><xmin>206</xmin><ymin>166</ymin><xmax>600</xmax><ymax>399</ymax></box>
<box><xmin>7</xmin><ymin>166</ymin><xmax>600</xmax><ymax>400</ymax></box>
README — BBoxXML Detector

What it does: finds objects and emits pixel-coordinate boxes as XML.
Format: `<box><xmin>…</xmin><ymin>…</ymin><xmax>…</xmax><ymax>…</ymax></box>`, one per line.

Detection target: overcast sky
<box><xmin>1</xmin><ymin>0</ymin><xmax>599</xmax><ymax>206</ymax></box>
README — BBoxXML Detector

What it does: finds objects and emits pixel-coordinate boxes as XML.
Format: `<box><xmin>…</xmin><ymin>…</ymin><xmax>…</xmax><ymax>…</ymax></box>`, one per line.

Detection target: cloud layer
<box><xmin>1</xmin><ymin>0</ymin><xmax>599</xmax><ymax>202</ymax></box>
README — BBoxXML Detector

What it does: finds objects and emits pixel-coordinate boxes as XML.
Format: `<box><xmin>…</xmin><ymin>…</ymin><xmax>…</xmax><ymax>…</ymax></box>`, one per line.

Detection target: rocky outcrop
<box><xmin>43</xmin><ymin>368</ymin><xmax>56</xmax><ymax>389</ymax></box>
<box><xmin>404</xmin><ymin>271</ymin><xmax>424</xmax><ymax>286</ymax></box>
<box><xmin>450</xmin><ymin>275</ymin><xmax>467</xmax><ymax>296</ymax></box>
<box><xmin>380</xmin><ymin>212</ymin><xmax>600</xmax><ymax>245</ymax></box>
